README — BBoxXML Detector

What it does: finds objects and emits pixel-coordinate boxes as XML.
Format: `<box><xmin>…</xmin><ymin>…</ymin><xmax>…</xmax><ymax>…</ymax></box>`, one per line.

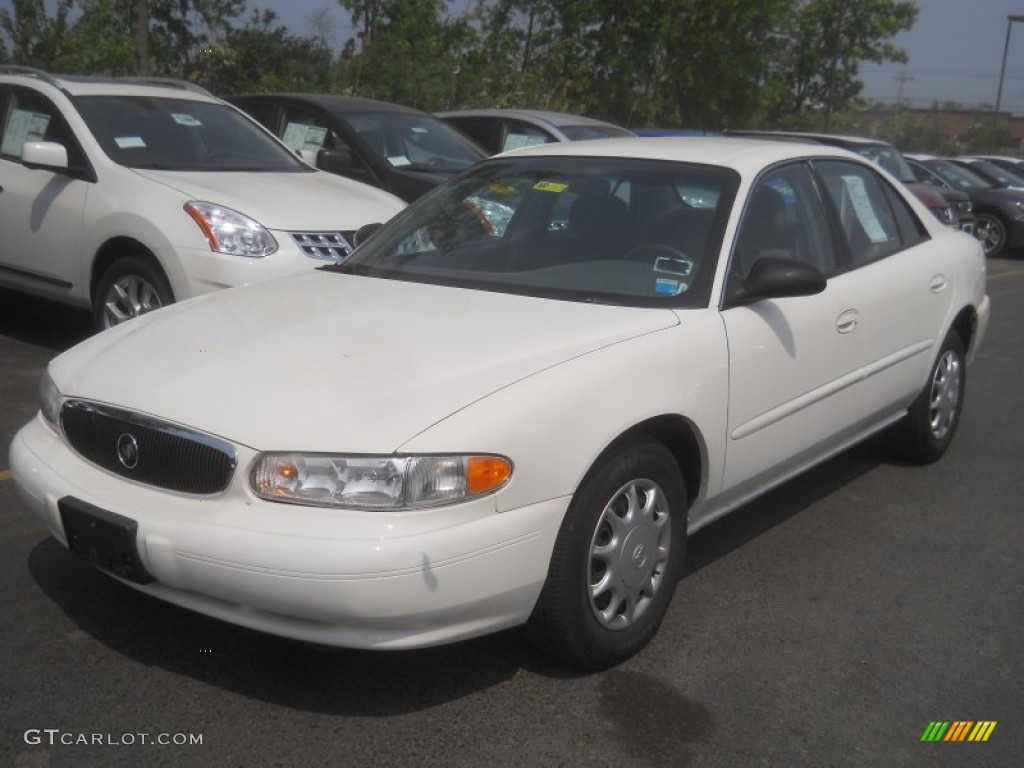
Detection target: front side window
<box><xmin>335</xmin><ymin>157</ymin><xmax>739</xmax><ymax>308</ymax></box>
<box><xmin>74</xmin><ymin>95</ymin><xmax>309</xmax><ymax>172</ymax></box>
<box><xmin>732</xmin><ymin>163</ymin><xmax>837</xmax><ymax>280</ymax></box>
<box><xmin>1</xmin><ymin>88</ymin><xmax>82</xmax><ymax>166</ymax></box>
<box><xmin>501</xmin><ymin>120</ymin><xmax>557</xmax><ymax>152</ymax></box>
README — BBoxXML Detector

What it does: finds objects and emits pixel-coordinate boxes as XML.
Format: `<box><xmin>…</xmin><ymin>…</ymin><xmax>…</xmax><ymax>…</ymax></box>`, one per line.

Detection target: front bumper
<box><xmin>11</xmin><ymin>415</ymin><xmax>566</xmax><ymax>649</ymax></box>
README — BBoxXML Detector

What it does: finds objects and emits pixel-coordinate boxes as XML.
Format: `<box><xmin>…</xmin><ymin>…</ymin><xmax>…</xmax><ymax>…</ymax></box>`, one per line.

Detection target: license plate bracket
<box><xmin>58</xmin><ymin>497</ymin><xmax>154</xmax><ymax>584</ymax></box>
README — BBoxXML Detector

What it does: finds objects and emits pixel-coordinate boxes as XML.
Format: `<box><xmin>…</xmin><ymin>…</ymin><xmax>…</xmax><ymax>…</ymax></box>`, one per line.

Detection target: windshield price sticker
<box><xmin>533</xmin><ymin>181</ymin><xmax>568</xmax><ymax>193</ymax></box>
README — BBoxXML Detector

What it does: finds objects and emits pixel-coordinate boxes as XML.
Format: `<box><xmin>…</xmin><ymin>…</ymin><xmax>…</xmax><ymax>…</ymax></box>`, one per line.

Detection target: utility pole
<box><xmin>893</xmin><ymin>72</ymin><xmax>914</xmax><ymax>109</ymax></box>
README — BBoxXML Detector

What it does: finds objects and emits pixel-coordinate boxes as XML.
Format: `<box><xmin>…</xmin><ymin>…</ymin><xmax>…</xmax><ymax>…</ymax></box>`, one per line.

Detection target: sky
<box><xmin>264</xmin><ymin>0</ymin><xmax>1024</xmax><ymax>114</ymax></box>
<box><xmin>5</xmin><ymin>0</ymin><xmax>1024</xmax><ymax>113</ymax></box>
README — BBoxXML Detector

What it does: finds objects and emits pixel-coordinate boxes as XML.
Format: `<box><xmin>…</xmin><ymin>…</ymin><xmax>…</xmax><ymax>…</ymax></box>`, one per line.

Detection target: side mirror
<box><xmin>353</xmin><ymin>222</ymin><xmax>383</xmax><ymax>247</ymax></box>
<box><xmin>22</xmin><ymin>141</ymin><xmax>69</xmax><ymax>171</ymax></box>
<box><xmin>729</xmin><ymin>256</ymin><xmax>826</xmax><ymax>307</ymax></box>
<box><xmin>316</xmin><ymin>148</ymin><xmax>355</xmax><ymax>176</ymax></box>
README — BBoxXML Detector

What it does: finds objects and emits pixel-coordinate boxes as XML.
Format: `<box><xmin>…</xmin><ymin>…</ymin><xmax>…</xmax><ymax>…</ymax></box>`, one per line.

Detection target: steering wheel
<box><xmin>462</xmin><ymin>199</ymin><xmax>495</xmax><ymax>236</ymax></box>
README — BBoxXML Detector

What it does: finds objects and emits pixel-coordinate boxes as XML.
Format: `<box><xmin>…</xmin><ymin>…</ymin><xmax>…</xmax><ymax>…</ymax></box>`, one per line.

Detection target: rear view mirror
<box><xmin>729</xmin><ymin>256</ymin><xmax>826</xmax><ymax>307</ymax></box>
<box><xmin>317</xmin><ymin>148</ymin><xmax>354</xmax><ymax>176</ymax></box>
<box><xmin>353</xmin><ymin>222</ymin><xmax>384</xmax><ymax>247</ymax></box>
<box><xmin>22</xmin><ymin>141</ymin><xmax>69</xmax><ymax>171</ymax></box>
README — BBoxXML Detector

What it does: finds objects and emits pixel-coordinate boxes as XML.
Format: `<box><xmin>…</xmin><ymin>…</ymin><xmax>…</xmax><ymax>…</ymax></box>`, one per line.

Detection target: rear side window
<box><xmin>814</xmin><ymin>160</ymin><xmax>924</xmax><ymax>269</ymax></box>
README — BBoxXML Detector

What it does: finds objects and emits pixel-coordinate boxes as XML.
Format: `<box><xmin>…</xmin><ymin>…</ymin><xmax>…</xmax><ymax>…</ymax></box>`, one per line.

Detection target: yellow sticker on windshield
<box><xmin>533</xmin><ymin>181</ymin><xmax>568</xmax><ymax>193</ymax></box>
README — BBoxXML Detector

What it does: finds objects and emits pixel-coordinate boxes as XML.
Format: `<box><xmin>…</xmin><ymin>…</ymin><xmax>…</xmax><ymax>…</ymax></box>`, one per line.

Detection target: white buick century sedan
<box><xmin>11</xmin><ymin>138</ymin><xmax>990</xmax><ymax>669</ymax></box>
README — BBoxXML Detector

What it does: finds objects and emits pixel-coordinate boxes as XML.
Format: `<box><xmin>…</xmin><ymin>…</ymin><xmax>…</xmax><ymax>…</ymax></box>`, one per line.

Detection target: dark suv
<box><xmin>232</xmin><ymin>94</ymin><xmax>488</xmax><ymax>202</ymax></box>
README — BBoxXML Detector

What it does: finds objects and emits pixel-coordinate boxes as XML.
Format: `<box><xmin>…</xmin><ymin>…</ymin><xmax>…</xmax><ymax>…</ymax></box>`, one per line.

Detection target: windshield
<box><xmin>560</xmin><ymin>125</ymin><xmax>635</xmax><ymax>141</ymax></box>
<box><xmin>74</xmin><ymin>96</ymin><xmax>308</xmax><ymax>171</ymax></box>
<box><xmin>853</xmin><ymin>145</ymin><xmax>915</xmax><ymax>183</ymax></box>
<box><xmin>345</xmin><ymin>112</ymin><xmax>487</xmax><ymax>173</ymax></box>
<box><xmin>965</xmin><ymin>159</ymin><xmax>1024</xmax><ymax>188</ymax></box>
<box><xmin>926</xmin><ymin>160</ymin><xmax>994</xmax><ymax>190</ymax></box>
<box><xmin>333</xmin><ymin>157</ymin><xmax>739</xmax><ymax>308</ymax></box>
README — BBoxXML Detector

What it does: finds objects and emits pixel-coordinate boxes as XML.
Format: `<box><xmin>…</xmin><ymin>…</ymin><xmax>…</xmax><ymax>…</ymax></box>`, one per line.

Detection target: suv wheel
<box><xmin>93</xmin><ymin>257</ymin><xmax>173</xmax><ymax>330</ymax></box>
<box><xmin>974</xmin><ymin>213</ymin><xmax>1006</xmax><ymax>257</ymax></box>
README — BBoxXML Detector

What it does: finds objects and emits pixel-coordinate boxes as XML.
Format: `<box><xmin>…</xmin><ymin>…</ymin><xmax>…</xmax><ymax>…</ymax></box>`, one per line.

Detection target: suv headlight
<box><xmin>40</xmin><ymin>371</ymin><xmax>63</xmax><ymax>432</ymax></box>
<box><xmin>185</xmin><ymin>201</ymin><xmax>278</xmax><ymax>257</ymax></box>
<box><xmin>251</xmin><ymin>453</ymin><xmax>512</xmax><ymax>509</ymax></box>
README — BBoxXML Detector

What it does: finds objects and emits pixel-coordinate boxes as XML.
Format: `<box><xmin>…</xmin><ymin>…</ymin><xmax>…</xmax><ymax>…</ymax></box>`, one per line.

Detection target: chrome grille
<box><xmin>61</xmin><ymin>400</ymin><xmax>237</xmax><ymax>494</ymax></box>
<box><xmin>289</xmin><ymin>231</ymin><xmax>354</xmax><ymax>262</ymax></box>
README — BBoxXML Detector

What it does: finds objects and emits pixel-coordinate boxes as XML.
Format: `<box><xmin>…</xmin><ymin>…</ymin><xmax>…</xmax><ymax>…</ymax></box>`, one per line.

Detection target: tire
<box><xmin>93</xmin><ymin>257</ymin><xmax>174</xmax><ymax>331</ymax></box>
<box><xmin>893</xmin><ymin>331</ymin><xmax>966</xmax><ymax>464</ymax></box>
<box><xmin>526</xmin><ymin>439</ymin><xmax>688</xmax><ymax>670</ymax></box>
<box><xmin>973</xmin><ymin>212</ymin><xmax>1007</xmax><ymax>257</ymax></box>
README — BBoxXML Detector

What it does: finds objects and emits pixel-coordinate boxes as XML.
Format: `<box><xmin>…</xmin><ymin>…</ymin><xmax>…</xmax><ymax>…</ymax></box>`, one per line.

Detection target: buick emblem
<box><xmin>116</xmin><ymin>433</ymin><xmax>140</xmax><ymax>470</ymax></box>
<box><xmin>632</xmin><ymin>544</ymin><xmax>647</xmax><ymax>570</ymax></box>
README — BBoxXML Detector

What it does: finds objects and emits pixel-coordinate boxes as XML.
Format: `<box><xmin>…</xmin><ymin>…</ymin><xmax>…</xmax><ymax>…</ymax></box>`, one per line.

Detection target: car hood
<box><xmin>50</xmin><ymin>274</ymin><xmax>678</xmax><ymax>452</ymax></box>
<box><xmin>132</xmin><ymin>169</ymin><xmax>405</xmax><ymax>229</ymax></box>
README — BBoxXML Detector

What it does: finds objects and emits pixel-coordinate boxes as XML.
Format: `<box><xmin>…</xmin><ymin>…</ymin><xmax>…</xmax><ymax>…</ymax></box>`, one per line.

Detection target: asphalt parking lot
<box><xmin>1</xmin><ymin>257</ymin><xmax>1022</xmax><ymax>768</ymax></box>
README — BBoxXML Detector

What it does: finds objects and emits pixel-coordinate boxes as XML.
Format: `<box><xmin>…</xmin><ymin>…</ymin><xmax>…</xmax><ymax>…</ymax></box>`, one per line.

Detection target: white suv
<box><xmin>0</xmin><ymin>67</ymin><xmax>405</xmax><ymax>328</ymax></box>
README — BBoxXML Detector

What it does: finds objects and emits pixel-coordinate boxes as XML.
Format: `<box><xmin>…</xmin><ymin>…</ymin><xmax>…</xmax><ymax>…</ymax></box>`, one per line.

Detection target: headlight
<box><xmin>184</xmin><ymin>201</ymin><xmax>278</xmax><ymax>257</ymax></box>
<box><xmin>934</xmin><ymin>205</ymin><xmax>956</xmax><ymax>225</ymax></box>
<box><xmin>251</xmin><ymin>453</ymin><xmax>512</xmax><ymax>509</ymax></box>
<box><xmin>40</xmin><ymin>371</ymin><xmax>62</xmax><ymax>432</ymax></box>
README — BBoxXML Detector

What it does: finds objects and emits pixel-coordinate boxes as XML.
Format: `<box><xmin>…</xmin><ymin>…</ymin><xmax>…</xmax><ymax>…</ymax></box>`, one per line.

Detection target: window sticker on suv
<box><xmin>2</xmin><ymin>109</ymin><xmax>50</xmax><ymax>155</ymax></box>
<box><xmin>114</xmin><ymin>136</ymin><xmax>146</xmax><ymax>149</ymax></box>
<box><xmin>282</xmin><ymin>122</ymin><xmax>327</xmax><ymax>152</ymax></box>
<box><xmin>171</xmin><ymin>113</ymin><xmax>203</xmax><ymax>127</ymax></box>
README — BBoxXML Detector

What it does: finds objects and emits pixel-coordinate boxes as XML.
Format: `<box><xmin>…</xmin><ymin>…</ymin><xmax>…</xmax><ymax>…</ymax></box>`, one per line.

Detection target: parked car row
<box><xmin>906</xmin><ymin>154</ymin><xmax>1024</xmax><ymax>257</ymax></box>
<box><xmin>0</xmin><ymin>68</ymin><xmax>999</xmax><ymax>669</ymax></box>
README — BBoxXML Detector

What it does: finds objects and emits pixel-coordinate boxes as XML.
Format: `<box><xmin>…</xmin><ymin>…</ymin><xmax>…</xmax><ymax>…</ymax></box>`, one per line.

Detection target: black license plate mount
<box><xmin>58</xmin><ymin>497</ymin><xmax>154</xmax><ymax>584</ymax></box>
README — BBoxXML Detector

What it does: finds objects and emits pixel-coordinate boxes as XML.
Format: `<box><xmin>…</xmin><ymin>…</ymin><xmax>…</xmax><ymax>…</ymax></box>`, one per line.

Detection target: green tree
<box><xmin>767</xmin><ymin>0</ymin><xmax>917</xmax><ymax>130</ymax></box>
<box><xmin>0</xmin><ymin>0</ymin><xmax>74</xmax><ymax>69</ymax></box>
<box><xmin>197</xmin><ymin>10</ymin><xmax>335</xmax><ymax>95</ymax></box>
<box><xmin>338</xmin><ymin>0</ymin><xmax>474</xmax><ymax>110</ymax></box>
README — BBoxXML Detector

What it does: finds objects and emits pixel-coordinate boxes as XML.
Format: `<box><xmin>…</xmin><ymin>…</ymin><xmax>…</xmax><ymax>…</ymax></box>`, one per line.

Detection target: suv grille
<box><xmin>289</xmin><ymin>231</ymin><xmax>354</xmax><ymax>262</ymax></box>
<box><xmin>61</xmin><ymin>400</ymin><xmax>236</xmax><ymax>494</ymax></box>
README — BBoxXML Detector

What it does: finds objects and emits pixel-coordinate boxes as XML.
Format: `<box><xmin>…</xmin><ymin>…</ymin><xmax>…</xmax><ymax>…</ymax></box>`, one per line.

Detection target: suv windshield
<box><xmin>345</xmin><ymin>112</ymin><xmax>485</xmax><ymax>173</ymax></box>
<box><xmin>927</xmin><ymin>160</ymin><xmax>994</xmax><ymax>190</ymax></box>
<box><xmin>853</xmin><ymin>145</ymin><xmax>915</xmax><ymax>183</ymax></box>
<box><xmin>74</xmin><ymin>96</ymin><xmax>308</xmax><ymax>172</ymax></box>
<box><xmin>335</xmin><ymin>157</ymin><xmax>738</xmax><ymax>308</ymax></box>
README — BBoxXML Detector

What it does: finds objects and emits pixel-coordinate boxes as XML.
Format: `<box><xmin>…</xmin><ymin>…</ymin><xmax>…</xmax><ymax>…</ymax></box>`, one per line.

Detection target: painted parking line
<box><xmin>0</xmin><ymin>469</ymin><xmax>11</xmax><ymax>481</ymax></box>
<box><xmin>988</xmin><ymin>267</ymin><xmax>1024</xmax><ymax>281</ymax></box>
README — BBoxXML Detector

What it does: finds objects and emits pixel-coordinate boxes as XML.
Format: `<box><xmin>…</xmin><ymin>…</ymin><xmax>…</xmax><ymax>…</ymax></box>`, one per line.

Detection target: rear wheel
<box><xmin>893</xmin><ymin>332</ymin><xmax>966</xmax><ymax>464</ymax></box>
<box><xmin>974</xmin><ymin>213</ymin><xmax>1006</xmax><ymax>257</ymax></box>
<box><xmin>526</xmin><ymin>439</ymin><xmax>687</xmax><ymax>669</ymax></box>
<box><xmin>93</xmin><ymin>257</ymin><xmax>173</xmax><ymax>331</ymax></box>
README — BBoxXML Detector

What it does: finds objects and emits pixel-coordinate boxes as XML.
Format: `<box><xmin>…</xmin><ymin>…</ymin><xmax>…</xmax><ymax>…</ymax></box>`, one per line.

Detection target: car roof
<box><xmin>500</xmin><ymin>136</ymin><xmax>864</xmax><ymax>173</ymax></box>
<box><xmin>437</xmin><ymin>108</ymin><xmax>626</xmax><ymax>130</ymax></box>
<box><xmin>231</xmin><ymin>92</ymin><xmax>430</xmax><ymax>117</ymax></box>
<box><xmin>0</xmin><ymin>68</ymin><xmax>217</xmax><ymax>101</ymax></box>
<box><xmin>726</xmin><ymin>130</ymin><xmax>895</xmax><ymax>150</ymax></box>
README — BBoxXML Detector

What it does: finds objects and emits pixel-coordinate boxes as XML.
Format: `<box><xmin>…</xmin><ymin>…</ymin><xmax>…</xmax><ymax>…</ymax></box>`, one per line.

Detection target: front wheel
<box><xmin>892</xmin><ymin>332</ymin><xmax>966</xmax><ymax>464</ymax></box>
<box><xmin>526</xmin><ymin>439</ymin><xmax>687</xmax><ymax>669</ymax></box>
<box><xmin>93</xmin><ymin>257</ymin><xmax>174</xmax><ymax>331</ymax></box>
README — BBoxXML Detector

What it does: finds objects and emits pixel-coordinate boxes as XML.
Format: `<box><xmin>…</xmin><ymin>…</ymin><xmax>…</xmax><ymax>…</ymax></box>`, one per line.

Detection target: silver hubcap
<box><xmin>929</xmin><ymin>350</ymin><xmax>962</xmax><ymax>440</ymax></box>
<box><xmin>974</xmin><ymin>216</ymin><xmax>1003</xmax><ymax>254</ymax></box>
<box><xmin>588</xmin><ymin>478</ymin><xmax>672</xmax><ymax>630</ymax></box>
<box><xmin>102</xmin><ymin>275</ymin><xmax>164</xmax><ymax>328</ymax></box>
